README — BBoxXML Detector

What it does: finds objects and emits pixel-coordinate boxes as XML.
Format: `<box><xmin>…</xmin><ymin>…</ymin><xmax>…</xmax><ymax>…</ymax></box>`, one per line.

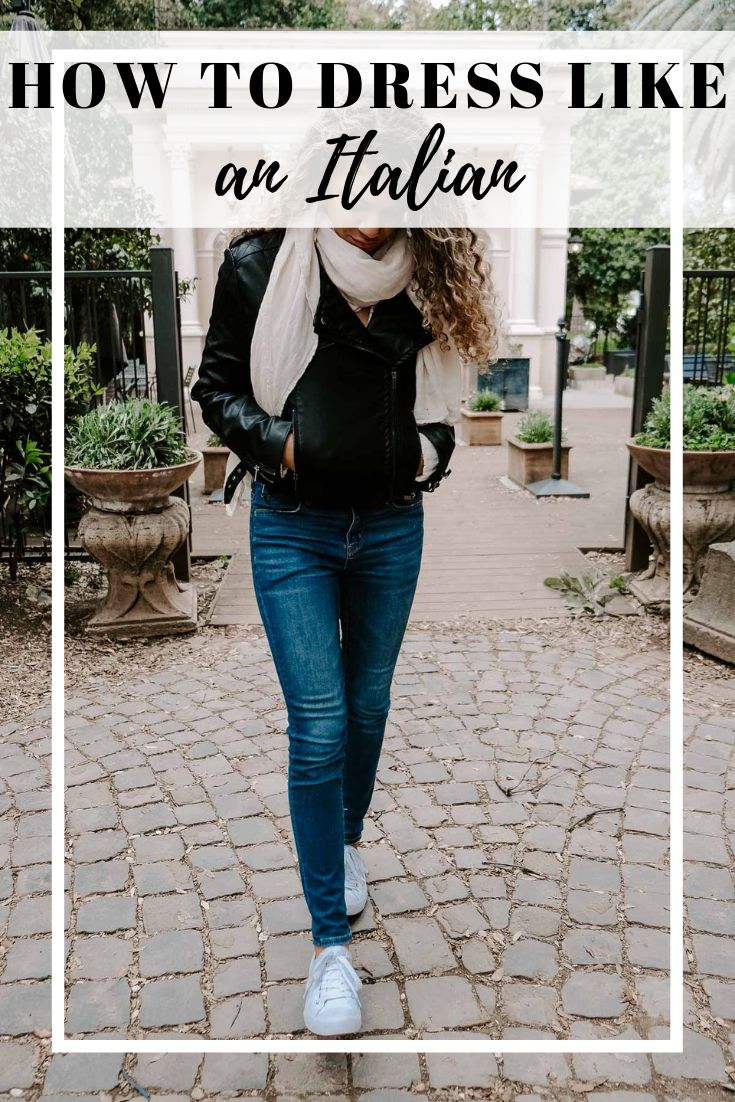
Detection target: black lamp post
<box><xmin>525</xmin><ymin>317</ymin><xmax>590</xmax><ymax>499</ymax></box>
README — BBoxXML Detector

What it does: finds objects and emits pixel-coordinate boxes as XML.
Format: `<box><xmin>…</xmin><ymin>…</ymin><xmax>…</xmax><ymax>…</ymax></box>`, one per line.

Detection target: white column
<box><xmin>538</xmin><ymin>229</ymin><xmax>570</xmax><ymax>395</ymax></box>
<box><xmin>506</xmin><ymin>147</ymin><xmax>544</xmax><ymax>399</ymax></box>
<box><xmin>508</xmin><ymin>227</ymin><xmax>538</xmax><ymax>330</ymax></box>
<box><xmin>166</xmin><ymin>141</ymin><xmax>204</xmax><ymax>369</ymax></box>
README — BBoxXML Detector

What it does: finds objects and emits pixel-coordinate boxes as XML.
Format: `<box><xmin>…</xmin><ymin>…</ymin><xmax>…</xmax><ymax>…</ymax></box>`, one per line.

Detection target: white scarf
<box><xmin>225</xmin><ymin>228</ymin><xmax>462</xmax><ymax>511</ymax></box>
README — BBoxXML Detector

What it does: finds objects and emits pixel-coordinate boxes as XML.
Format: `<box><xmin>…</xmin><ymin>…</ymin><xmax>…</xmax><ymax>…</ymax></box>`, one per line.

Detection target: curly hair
<box><xmin>408</xmin><ymin>228</ymin><xmax>499</xmax><ymax>364</ymax></box>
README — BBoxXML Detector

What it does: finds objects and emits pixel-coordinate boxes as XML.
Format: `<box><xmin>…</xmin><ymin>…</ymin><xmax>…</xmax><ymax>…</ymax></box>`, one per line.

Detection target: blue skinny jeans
<box><xmin>249</xmin><ymin>478</ymin><xmax>424</xmax><ymax>947</ymax></box>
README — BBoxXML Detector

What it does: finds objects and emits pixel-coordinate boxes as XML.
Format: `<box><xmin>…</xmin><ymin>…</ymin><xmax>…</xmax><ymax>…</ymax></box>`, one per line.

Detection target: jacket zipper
<box><xmin>291</xmin><ymin>411</ymin><xmax>300</xmax><ymax>495</ymax></box>
<box><xmin>252</xmin><ymin>460</ymin><xmax>276</xmax><ymax>484</ymax></box>
<box><xmin>389</xmin><ymin>366</ymin><xmax>398</xmax><ymax>499</ymax></box>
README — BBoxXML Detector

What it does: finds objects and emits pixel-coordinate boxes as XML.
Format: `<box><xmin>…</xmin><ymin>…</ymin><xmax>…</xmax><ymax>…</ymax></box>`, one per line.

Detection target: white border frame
<box><xmin>50</xmin><ymin>36</ymin><xmax>684</xmax><ymax>1055</ymax></box>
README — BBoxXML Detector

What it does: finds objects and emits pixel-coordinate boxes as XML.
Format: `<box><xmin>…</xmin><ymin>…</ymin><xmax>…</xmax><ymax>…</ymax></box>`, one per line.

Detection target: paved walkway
<box><xmin>2</xmin><ymin>620</ymin><xmax>734</xmax><ymax>1095</ymax></box>
<box><xmin>188</xmin><ymin>397</ymin><xmax>632</xmax><ymax>626</ymax></box>
<box><xmin>60</xmin><ymin>625</ymin><xmax>673</xmax><ymax>1044</ymax></box>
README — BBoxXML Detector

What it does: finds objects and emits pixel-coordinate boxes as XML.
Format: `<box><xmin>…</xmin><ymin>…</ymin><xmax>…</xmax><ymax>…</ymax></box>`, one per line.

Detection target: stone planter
<box><xmin>507</xmin><ymin>436</ymin><xmax>571</xmax><ymax>487</ymax></box>
<box><xmin>625</xmin><ymin>441</ymin><xmax>735</xmax><ymax>609</ymax></box>
<box><xmin>202</xmin><ymin>445</ymin><xmax>229</xmax><ymax>493</ymax></box>
<box><xmin>64</xmin><ymin>452</ymin><xmax>201</xmax><ymax>639</ymax></box>
<box><xmin>460</xmin><ymin>408</ymin><xmax>503</xmax><ymax>446</ymax></box>
<box><xmin>614</xmin><ymin>375</ymin><xmax>635</xmax><ymax>397</ymax></box>
<box><xmin>683</xmin><ymin>541</ymin><xmax>735</xmax><ymax>664</ymax></box>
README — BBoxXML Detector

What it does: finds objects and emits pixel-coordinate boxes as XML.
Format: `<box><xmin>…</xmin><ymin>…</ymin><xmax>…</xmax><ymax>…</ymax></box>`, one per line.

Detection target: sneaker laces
<box><xmin>312</xmin><ymin>949</ymin><xmax>361</xmax><ymax>1006</ymax></box>
<box><xmin>344</xmin><ymin>846</ymin><xmax>368</xmax><ymax>890</ymax></box>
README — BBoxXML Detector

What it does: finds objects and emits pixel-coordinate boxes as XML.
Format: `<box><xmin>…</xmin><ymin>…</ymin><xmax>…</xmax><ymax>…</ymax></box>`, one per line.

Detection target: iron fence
<box><xmin>0</xmin><ymin>271</ymin><xmax>51</xmax><ymax>335</ymax></box>
<box><xmin>0</xmin><ymin>260</ymin><xmax>185</xmax><ymax>576</ymax></box>
<box><xmin>0</xmin><ymin>269</ymin><xmax>156</xmax><ymax>400</ymax></box>
<box><xmin>683</xmin><ymin>268</ymin><xmax>735</xmax><ymax>384</ymax></box>
<box><xmin>65</xmin><ymin>270</ymin><xmax>155</xmax><ymax>401</ymax></box>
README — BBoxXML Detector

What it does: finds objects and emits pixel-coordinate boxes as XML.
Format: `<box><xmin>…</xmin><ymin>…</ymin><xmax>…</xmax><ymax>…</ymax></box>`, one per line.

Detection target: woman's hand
<box><xmin>282</xmin><ymin>432</ymin><xmax>296</xmax><ymax>472</ymax></box>
<box><xmin>281</xmin><ymin>431</ymin><xmax>423</xmax><ymax>476</ymax></box>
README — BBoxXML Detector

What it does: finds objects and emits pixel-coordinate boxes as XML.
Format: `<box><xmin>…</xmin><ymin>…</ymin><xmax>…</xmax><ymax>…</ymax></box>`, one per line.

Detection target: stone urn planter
<box><xmin>507</xmin><ymin>436</ymin><xmax>571</xmax><ymax>487</ymax></box>
<box><xmin>202</xmin><ymin>444</ymin><xmax>229</xmax><ymax>493</ymax></box>
<box><xmin>65</xmin><ymin>452</ymin><xmax>201</xmax><ymax>638</ymax></box>
<box><xmin>625</xmin><ymin>441</ymin><xmax>735</xmax><ymax>609</ymax></box>
<box><xmin>683</xmin><ymin>541</ymin><xmax>735</xmax><ymax>664</ymax></box>
<box><xmin>460</xmin><ymin>408</ymin><xmax>504</xmax><ymax>446</ymax></box>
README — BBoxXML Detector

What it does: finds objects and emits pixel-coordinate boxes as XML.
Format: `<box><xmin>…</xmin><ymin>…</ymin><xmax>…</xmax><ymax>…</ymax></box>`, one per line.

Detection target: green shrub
<box><xmin>0</xmin><ymin>330</ymin><xmax>51</xmax><ymax>524</ymax></box>
<box><xmin>635</xmin><ymin>385</ymin><xmax>735</xmax><ymax>451</ymax></box>
<box><xmin>0</xmin><ymin>329</ymin><xmax>50</xmax><ymax>446</ymax></box>
<box><xmin>516</xmin><ymin>410</ymin><xmax>558</xmax><ymax>444</ymax></box>
<box><xmin>207</xmin><ymin>432</ymin><xmax>225</xmax><ymax>447</ymax></box>
<box><xmin>66</xmin><ymin>398</ymin><xmax>191</xmax><ymax>471</ymax></box>
<box><xmin>0</xmin><ymin>330</ymin><xmax>98</xmax><ymax>526</ymax></box>
<box><xmin>0</xmin><ymin>329</ymin><xmax>100</xmax><ymax>448</ymax></box>
<box><xmin>636</xmin><ymin>393</ymin><xmax>669</xmax><ymax>448</ymax></box>
<box><xmin>65</xmin><ymin>343</ymin><xmax>103</xmax><ymax>424</ymax></box>
<box><xmin>468</xmin><ymin>391</ymin><xmax>501</xmax><ymax>413</ymax></box>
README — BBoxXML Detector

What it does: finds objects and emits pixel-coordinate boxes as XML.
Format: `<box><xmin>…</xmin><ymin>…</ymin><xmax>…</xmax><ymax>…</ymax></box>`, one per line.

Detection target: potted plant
<box><xmin>626</xmin><ymin>384</ymin><xmax>735</xmax><ymax>608</ymax></box>
<box><xmin>202</xmin><ymin>432</ymin><xmax>229</xmax><ymax>493</ymax></box>
<box><xmin>65</xmin><ymin>398</ymin><xmax>201</xmax><ymax>638</ymax></box>
<box><xmin>507</xmin><ymin>410</ymin><xmax>571</xmax><ymax>487</ymax></box>
<box><xmin>460</xmin><ymin>391</ymin><xmax>503</xmax><ymax>446</ymax></box>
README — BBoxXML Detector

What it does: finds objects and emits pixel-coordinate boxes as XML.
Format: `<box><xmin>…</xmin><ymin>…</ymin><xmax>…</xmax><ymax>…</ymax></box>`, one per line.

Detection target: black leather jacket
<box><xmin>192</xmin><ymin>229</ymin><xmax>456</xmax><ymax>508</ymax></box>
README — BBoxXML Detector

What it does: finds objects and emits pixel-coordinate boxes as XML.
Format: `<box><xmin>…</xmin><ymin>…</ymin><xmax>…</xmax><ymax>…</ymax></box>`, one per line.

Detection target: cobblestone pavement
<box><xmin>2</xmin><ymin>621</ymin><xmax>735</xmax><ymax>1099</ymax></box>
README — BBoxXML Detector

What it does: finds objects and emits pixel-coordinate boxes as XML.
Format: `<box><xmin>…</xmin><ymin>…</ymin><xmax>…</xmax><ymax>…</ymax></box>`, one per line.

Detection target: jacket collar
<box><xmin>313</xmin><ymin>262</ymin><xmax>434</xmax><ymax>365</ymax></box>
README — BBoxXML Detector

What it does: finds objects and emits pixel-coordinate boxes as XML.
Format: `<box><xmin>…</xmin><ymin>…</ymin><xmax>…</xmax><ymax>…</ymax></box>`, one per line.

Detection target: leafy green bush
<box><xmin>0</xmin><ymin>329</ymin><xmax>98</xmax><ymax>527</ymax></box>
<box><xmin>0</xmin><ymin>329</ymin><xmax>51</xmax><ymax>447</ymax></box>
<box><xmin>207</xmin><ymin>432</ymin><xmax>225</xmax><ymax>447</ymax></box>
<box><xmin>468</xmin><ymin>391</ymin><xmax>501</xmax><ymax>413</ymax></box>
<box><xmin>635</xmin><ymin>385</ymin><xmax>735</xmax><ymax>451</ymax></box>
<box><xmin>0</xmin><ymin>330</ymin><xmax>51</xmax><ymax>526</ymax></box>
<box><xmin>66</xmin><ymin>398</ymin><xmax>191</xmax><ymax>470</ymax></box>
<box><xmin>516</xmin><ymin>410</ymin><xmax>559</xmax><ymax>444</ymax></box>
<box><xmin>65</xmin><ymin>343</ymin><xmax>103</xmax><ymax>423</ymax></box>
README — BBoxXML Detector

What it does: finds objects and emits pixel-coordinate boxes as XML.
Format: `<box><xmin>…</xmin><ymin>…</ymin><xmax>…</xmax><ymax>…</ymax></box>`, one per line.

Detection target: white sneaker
<box><xmin>303</xmin><ymin>945</ymin><xmax>362</xmax><ymax>1036</ymax></box>
<box><xmin>344</xmin><ymin>845</ymin><xmax>368</xmax><ymax>916</ymax></box>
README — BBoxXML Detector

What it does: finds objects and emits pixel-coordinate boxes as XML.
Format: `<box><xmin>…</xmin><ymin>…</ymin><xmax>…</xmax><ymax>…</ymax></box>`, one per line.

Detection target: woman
<box><xmin>192</xmin><ymin>224</ymin><xmax>496</xmax><ymax>1036</ymax></box>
